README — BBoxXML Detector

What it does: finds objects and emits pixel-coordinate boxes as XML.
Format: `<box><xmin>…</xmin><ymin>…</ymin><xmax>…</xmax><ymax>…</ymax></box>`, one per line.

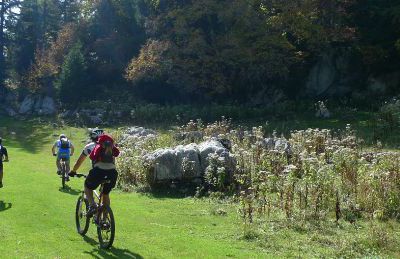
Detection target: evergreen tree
<box><xmin>11</xmin><ymin>0</ymin><xmax>41</xmax><ymax>76</ymax></box>
<box><xmin>57</xmin><ymin>42</ymin><xmax>88</xmax><ymax>104</ymax></box>
<box><xmin>81</xmin><ymin>0</ymin><xmax>146</xmax><ymax>91</ymax></box>
<box><xmin>0</xmin><ymin>0</ymin><xmax>21</xmax><ymax>95</ymax></box>
<box><xmin>11</xmin><ymin>0</ymin><xmax>61</xmax><ymax>77</ymax></box>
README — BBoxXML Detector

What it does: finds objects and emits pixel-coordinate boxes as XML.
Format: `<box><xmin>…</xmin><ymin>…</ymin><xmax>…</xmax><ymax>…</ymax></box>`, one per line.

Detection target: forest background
<box><xmin>0</xmin><ymin>0</ymin><xmax>398</xmax><ymax>109</ymax></box>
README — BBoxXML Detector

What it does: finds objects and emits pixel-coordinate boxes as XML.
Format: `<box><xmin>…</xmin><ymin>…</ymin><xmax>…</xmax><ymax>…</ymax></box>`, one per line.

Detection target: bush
<box><xmin>373</xmin><ymin>98</ymin><xmax>400</xmax><ymax>142</ymax></box>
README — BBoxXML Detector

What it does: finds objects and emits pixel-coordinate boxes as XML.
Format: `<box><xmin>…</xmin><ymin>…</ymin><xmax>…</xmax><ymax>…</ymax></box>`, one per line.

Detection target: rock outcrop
<box><xmin>18</xmin><ymin>95</ymin><xmax>56</xmax><ymax>115</ymax></box>
<box><xmin>118</xmin><ymin>127</ymin><xmax>158</xmax><ymax>149</ymax></box>
<box><xmin>144</xmin><ymin>139</ymin><xmax>236</xmax><ymax>183</ymax></box>
<box><xmin>306</xmin><ymin>49</ymin><xmax>357</xmax><ymax>97</ymax></box>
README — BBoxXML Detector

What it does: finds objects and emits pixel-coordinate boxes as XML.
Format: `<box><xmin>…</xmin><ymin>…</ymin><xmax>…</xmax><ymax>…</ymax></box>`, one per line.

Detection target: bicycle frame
<box><xmin>93</xmin><ymin>188</ymin><xmax>102</xmax><ymax>206</ymax></box>
<box><xmin>72</xmin><ymin>173</ymin><xmax>109</xmax><ymax>212</ymax></box>
<box><xmin>93</xmin><ymin>190</ymin><xmax>100</xmax><ymax>200</ymax></box>
<box><xmin>85</xmin><ymin>180</ymin><xmax>107</xmax><ymax>208</ymax></box>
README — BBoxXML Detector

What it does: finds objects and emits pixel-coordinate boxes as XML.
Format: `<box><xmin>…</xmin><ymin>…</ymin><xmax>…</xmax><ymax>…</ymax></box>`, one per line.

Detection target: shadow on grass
<box><xmin>0</xmin><ymin>201</ymin><xmax>12</xmax><ymax>212</ymax></box>
<box><xmin>83</xmin><ymin>236</ymin><xmax>143</xmax><ymax>259</ymax></box>
<box><xmin>59</xmin><ymin>185</ymin><xmax>81</xmax><ymax>195</ymax></box>
<box><xmin>146</xmin><ymin>182</ymin><xmax>197</xmax><ymax>199</ymax></box>
<box><xmin>0</xmin><ymin>117</ymin><xmax>56</xmax><ymax>153</ymax></box>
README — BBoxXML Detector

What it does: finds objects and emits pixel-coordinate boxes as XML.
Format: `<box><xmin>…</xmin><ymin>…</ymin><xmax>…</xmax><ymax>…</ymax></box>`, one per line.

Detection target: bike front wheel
<box><xmin>75</xmin><ymin>196</ymin><xmax>90</xmax><ymax>235</ymax></box>
<box><xmin>96</xmin><ymin>205</ymin><xmax>115</xmax><ymax>249</ymax></box>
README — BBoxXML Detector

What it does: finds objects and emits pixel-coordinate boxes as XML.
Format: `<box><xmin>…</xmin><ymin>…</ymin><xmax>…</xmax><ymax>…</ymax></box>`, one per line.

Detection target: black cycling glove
<box><xmin>68</xmin><ymin>171</ymin><xmax>77</xmax><ymax>177</ymax></box>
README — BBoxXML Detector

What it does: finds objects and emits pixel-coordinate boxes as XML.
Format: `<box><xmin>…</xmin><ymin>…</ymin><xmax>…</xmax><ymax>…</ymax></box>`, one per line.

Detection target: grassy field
<box><xmin>0</xmin><ymin>117</ymin><xmax>267</xmax><ymax>258</ymax></box>
<box><xmin>0</xmin><ymin>116</ymin><xmax>399</xmax><ymax>258</ymax></box>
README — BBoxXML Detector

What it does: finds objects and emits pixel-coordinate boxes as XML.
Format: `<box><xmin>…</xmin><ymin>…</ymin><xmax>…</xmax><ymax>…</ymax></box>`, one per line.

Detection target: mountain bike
<box><xmin>72</xmin><ymin>173</ymin><xmax>115</xmax><ymax>249</ymax></box>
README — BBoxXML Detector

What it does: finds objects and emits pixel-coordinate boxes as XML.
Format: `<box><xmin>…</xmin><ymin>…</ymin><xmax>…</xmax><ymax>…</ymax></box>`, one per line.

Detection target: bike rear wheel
<box><xmin>96</xmin><ymin>205</ymin><xmax>115</xmax><ymax>249</ymax></box>
<box><xmin>61</xmin><ymin>162</ymin><xmax>66</xmax><ymax>189</ymax></box>
<box><xmin>75</xmin><ymin>195</ymin><xmax>90</xmax><ymax>235</ymax></box>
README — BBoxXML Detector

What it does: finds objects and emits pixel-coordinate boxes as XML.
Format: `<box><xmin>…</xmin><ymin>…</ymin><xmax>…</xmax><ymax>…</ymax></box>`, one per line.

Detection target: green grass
<box><xmin>0</xmin><ymin>117</ymin><xmax>266</xmax><ymax>258</ymax></box>
<box><xmin>240</xmin><ymin>216</ymin><xmax>400</xmax><ymax>258</ymax></box>
<box><xmin>0</xmin><ymin>116</ymin><xmax>399</xmax><ymax>258</ymax></box>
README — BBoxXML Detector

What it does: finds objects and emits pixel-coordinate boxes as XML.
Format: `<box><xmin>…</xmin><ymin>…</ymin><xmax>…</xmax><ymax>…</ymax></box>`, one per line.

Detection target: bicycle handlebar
<box><xmin>69</xmin><ymin>172</ymin><xmax>87</xmax><ymax>178</ymax></box>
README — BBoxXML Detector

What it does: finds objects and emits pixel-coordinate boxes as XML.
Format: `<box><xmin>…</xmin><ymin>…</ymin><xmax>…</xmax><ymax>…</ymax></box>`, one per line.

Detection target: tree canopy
<box><xmin>0</xmin><ymin>0</ymin><xmax>398</xmax><ymax>105</ymax></box>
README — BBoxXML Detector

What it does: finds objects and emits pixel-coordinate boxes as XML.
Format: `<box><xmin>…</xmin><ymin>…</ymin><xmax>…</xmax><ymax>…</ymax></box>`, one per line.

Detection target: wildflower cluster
<box><xmin>233</xmin><ymin>125</ymin><xmax>400</xmax><ymax>225</ymax></box>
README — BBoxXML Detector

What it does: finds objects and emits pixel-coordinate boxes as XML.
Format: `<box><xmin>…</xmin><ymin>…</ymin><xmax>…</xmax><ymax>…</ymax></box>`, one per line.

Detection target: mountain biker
<box><xmin>0</xmin><ymin>137</ymin><xmax>9</xmax><ymax>188</ymax></box>
<box><xmin>70</xmin><ymin>129</ymin><xmax>119</xmax><ymax>216</ymax></box>
<box><xmin>85</xmin><ymin>134</ymin><xmax>120</xmax><ymax>215</ymax></box>
<box><xmin>52</xmin><ymin>134</ymin><xmax>75</xmax><ymax>181</ymax></box>
<box><xmin>70</xmin><ymin>129</ymin><xmax>104</xmax><ymax>172</ymax></box>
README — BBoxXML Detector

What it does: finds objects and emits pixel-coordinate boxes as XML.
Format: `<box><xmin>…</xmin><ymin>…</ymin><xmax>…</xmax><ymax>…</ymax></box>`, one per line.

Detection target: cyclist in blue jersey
<box><xmin>52</xmin><ymin>134</ymin><xmax>75</xmax><ymax>180</ymax></box>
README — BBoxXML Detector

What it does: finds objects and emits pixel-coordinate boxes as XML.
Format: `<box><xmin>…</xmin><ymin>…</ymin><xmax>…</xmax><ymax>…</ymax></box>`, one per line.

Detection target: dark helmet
<box><xmin>89</xmin><ymin>129</ymin><xmax>104</xmax><ymax>141</ymax></box>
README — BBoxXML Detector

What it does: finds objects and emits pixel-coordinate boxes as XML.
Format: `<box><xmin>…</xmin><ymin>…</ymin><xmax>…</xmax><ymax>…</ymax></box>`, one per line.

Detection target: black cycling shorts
<box><xmin>0</xmin><ymin>163</ymin><xmax>3</xmax><ymax>172</ymax></box>
<box><xmin>85</xmin><ymin>167</ymin><xmax>118</xmax><ymax>195</ymax></box>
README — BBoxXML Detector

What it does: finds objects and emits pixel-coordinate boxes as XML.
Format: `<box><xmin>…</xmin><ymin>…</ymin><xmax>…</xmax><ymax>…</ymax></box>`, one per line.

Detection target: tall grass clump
<box><xmin>231</xmin><ymin>124</ymin><xmax>400</xmax><ymax>225</ymax></box>
<box><xmin>373</xmin><ymin>98</ymin><xmax>400</xmax><ymax>143</ymax></box>
<box><xmin>115</xmin><ymin>129</ymin><xmax>177</xmax><ymax>191</ymax></box>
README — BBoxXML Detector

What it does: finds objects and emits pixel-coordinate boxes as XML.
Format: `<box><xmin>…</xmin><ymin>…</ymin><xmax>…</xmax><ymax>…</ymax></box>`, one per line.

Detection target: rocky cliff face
<box><xmin>2</xmin><ymin>93</ymin><xmax>57</xmax><ymax>116</ymax></box>
<box><xmin>305</xmin><ymin>48</ymin><xmax>399</xmax><ymax>98</ymax></box>
<box><xmin>306</xmin><ymin>49</ymin><xmax>357</xmax><ymax>97</ymax></box>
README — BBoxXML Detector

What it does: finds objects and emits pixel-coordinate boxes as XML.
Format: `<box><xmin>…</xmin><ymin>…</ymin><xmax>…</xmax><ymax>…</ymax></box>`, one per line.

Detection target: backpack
<box><xmin>60</xmin><ymin>138</ymin><xmax>70</xmax><ymax>149</ymax></box>
<box><xmin>90</xmin><ymin>134</ymin><xmax>120</xmax><ymax>164</ymax></box>
<box><xmin>99</xmin><ymin>139</ymin><xmax>113</xmax><ymax>163</ymax></box>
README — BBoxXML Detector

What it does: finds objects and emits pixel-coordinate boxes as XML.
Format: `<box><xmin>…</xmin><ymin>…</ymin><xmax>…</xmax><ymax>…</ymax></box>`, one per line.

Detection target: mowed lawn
<box><xmin>0</xmin><ymin>118</ymin><xmax>266</xmax><ymax>258</ymax></box>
